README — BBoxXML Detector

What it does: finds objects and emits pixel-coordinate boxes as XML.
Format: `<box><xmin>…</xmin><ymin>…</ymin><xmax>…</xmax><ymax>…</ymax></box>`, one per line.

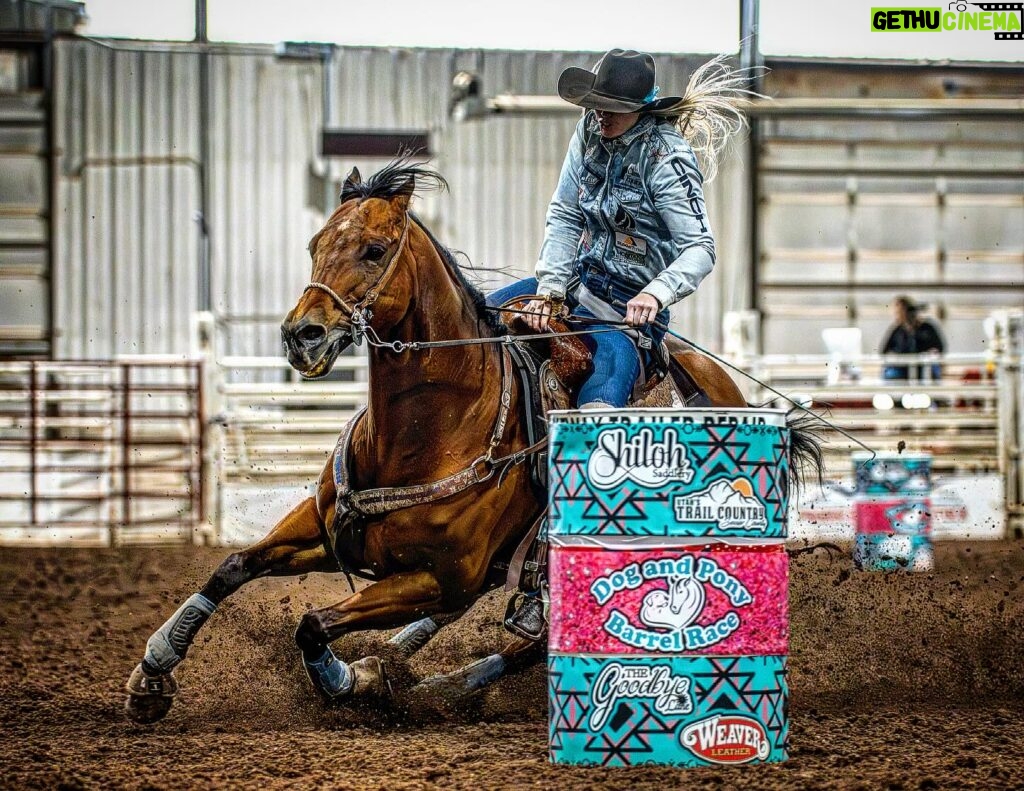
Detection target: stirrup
<box><xmin>503</xmin><ymin>594</ymin><xmax>547</xmax><ymax>642</ymax></box>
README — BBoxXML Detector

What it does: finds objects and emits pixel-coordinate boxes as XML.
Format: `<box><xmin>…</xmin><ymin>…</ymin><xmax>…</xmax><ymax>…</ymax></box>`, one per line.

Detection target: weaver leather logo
<box><xmin>673</xmin><ymin>478</ymin><xmax>768</xmax><ymax>532</ymax></box>
<box><xmin>871</xmin><ymin>4</ymin><xmax>1023</xmax><ymax>39</ymax></box>
<box><xmin>588</xmin><ymin>663</ymin><xmax>693</xmax><ymax>730</ymax></box>
<box><xmin>590</xmin><ymin>556</ymin><xmax>752</xmax><ymax>652</ymax></box>
<box><xmin>680</xmin><ymin>714</ymin><xmax>771</xmax><ymax>765</ymax></box>
<box><xmin>587</xmin><ymin>426</ymin><xmax>694</xmax><ymax>491</ymax></box>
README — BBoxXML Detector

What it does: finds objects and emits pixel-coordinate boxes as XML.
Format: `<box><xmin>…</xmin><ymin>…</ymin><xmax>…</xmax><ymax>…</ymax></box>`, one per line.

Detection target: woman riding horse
<box><xmin>123</xmin><ymin>67</ymin><xmax>809</xmax><ymax>723</ymax></box>
<box><xmin>491</xmin><ymin>48</ymin><xmax>758</xmax><ymax>639</ymax></box>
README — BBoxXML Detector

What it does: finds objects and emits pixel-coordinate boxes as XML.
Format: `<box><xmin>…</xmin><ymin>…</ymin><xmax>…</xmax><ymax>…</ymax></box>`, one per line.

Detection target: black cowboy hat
<box><xmin>557</xmin><ymin>49</ymin><xmax>684</xmax><ymax>114</ymax></box>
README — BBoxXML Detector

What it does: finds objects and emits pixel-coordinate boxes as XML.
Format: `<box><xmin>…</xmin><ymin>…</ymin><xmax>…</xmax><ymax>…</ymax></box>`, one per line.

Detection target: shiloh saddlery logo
<box><xmin>586</xmin><ymin>426</ymin><xmax>695</xmax><ymax>491</ymax></box>
<box><xmin>680</xmin><ymin>714</ymin><xmax>772</xmax><ymax>765</ymax></box>
<box><xmin>871</xmin><ymin>4</ymin><xmax>1024</xmax><ymax>40</ymax></box>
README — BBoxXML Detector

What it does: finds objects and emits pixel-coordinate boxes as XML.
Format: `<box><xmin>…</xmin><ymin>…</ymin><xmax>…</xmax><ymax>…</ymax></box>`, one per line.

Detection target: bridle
<box><xmin>302</xmin><ymin>214</ymin><xmax>411</xmax><ymax>346</ymax></box>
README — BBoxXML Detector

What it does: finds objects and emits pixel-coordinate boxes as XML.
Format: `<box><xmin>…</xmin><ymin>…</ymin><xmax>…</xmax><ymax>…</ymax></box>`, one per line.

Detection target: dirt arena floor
<box><xmin>2</xmin><ymin>540</ymin><xmax>1023</xmax><ymax>790</ymax></box>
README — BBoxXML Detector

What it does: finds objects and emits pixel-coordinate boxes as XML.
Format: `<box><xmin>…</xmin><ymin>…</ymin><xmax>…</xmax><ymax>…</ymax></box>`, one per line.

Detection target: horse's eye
<box><xmin>364</xmin><ymin>243</ymin><xmax>388</xmax><ymax>262</ymax></box>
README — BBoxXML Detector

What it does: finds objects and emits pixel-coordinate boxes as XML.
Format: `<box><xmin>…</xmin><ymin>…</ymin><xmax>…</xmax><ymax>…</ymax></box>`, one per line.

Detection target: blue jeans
<box><xmin>487</xmin><ymin>277</ymin><xmax>641</xmax><ymax>408</ymax></box>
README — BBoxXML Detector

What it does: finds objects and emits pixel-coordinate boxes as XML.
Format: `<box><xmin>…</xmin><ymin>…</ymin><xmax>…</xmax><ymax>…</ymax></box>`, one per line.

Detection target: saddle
<box><xmin>498</xmin><ymin>297</ymin><xmax>711</xmax><ymax>429</ymax></box>
<box><xmin>497</xmin><ymin>301</ymin><xmax>590</xmax><ymax>492</ymax></box>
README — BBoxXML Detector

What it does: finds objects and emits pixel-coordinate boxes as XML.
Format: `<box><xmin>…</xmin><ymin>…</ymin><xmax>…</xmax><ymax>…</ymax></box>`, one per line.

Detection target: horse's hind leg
<box><xmin>386</xmin><ymin>608</ymin><xmax>468</xmax><ymax>658</ymax></box>
<box><xmin>125</xmin><ymin>496</ymin><xmax>331</xmax><ymax>723</ymax></box>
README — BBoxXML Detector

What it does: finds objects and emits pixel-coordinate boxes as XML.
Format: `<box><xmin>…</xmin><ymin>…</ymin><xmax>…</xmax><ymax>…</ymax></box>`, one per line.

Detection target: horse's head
<box><xmin>281</xmin><ymin>163</ymin><xmax>436</xmax><ymax>378</ymax></box>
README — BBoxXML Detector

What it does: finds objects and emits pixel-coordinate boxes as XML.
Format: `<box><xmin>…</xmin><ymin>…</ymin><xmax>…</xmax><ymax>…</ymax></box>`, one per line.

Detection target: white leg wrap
<box><xmin>144</xmin><ymin>593</ymin><xmax>217</xmax><ymax>674</ymax></box>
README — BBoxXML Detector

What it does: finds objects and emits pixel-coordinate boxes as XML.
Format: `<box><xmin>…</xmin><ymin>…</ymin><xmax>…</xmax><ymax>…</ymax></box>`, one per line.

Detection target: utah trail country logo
<box><xmin>673</xmin><ymin>478</ymin><xmax>768</xmax><ymax>532</ymax></box>
<box><xmin>586</xmin><ymin>426</ymin><xmax>694</xmax><ymax>491</ymax></box>
<box><xmin>590</xmin><ymin>556</ymin><xmax>753</xmax><ymax>652</ymax></box>
<box><xmin>680</xmin><ymin>714</ymin><xmax>771</xmax><ymax>764</ymax></box>
<box><xmin>588</xmin><ymin>663</ymin><xmax>694</xmax><ymax>730</ymax></box>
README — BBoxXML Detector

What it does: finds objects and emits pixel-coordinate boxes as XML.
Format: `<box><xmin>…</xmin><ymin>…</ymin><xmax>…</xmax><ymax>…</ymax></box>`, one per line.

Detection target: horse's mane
<box><xmin>340</xmin><ymin>157</ymin><xmax>449</xmax><ymax>203</ymax></box>
<box><xmin>341</xmin><ymin>156</ymin><xmax>502</xmax><ymax>335</ymax></box>
<box><xmin>410</xmin><ymin>214</ymin><xmax>504</xmax><ymax>335</ymax></box>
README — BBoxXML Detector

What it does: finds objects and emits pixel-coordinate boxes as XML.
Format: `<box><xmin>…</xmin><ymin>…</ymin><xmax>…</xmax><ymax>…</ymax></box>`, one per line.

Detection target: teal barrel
<box><xmin>852</xmin><ymin>452</ymin><xmax>934</xmax><ymax>572</ymax></box>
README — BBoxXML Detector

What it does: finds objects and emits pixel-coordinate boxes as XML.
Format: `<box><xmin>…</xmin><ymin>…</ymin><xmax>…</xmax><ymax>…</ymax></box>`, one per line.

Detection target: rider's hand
<box><xmin>523</xmin><ymin>298</ymin><xmax>554</xmax><ymax>332</ymax></box>
<box><xmin>625</xmin><ymin>292</ymin><xmax>661</xmax><ymax>327</ymax></box>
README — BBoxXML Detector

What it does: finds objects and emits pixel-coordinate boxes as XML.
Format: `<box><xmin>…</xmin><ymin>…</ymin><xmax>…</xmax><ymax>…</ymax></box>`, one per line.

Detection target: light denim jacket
<box><xmin>535</xmin><ymin>112</ymin><xmax>715</xmax><ymax>309</ymax></box>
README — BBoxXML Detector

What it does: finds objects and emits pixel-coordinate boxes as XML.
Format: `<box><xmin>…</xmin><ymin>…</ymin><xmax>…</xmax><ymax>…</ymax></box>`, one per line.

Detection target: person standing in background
<box><xmin>881</xmin><ymin>296</ymin><xmax>945</xmax><ymax>381</ymax></box>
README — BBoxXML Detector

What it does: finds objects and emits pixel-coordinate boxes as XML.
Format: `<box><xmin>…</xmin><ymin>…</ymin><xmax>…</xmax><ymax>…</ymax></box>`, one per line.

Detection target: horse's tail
<box><xmin>785</xmin><ymin>408</ymin><xmax>827</xmax><ymax>496</ymax></box>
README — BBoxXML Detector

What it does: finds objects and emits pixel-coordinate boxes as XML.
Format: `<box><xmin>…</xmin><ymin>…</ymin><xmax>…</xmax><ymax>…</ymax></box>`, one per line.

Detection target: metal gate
<box><xmin>0</xmin><ymin>358</ymin><xmax>203</xmax><ymax>545</ymax></box>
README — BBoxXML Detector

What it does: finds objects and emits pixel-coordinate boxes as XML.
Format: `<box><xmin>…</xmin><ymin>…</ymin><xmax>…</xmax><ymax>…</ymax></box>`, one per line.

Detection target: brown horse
<box><xmin>124</xmin><ymin>160</ymin><xmax>815</xmax><ymax>723</ymax></box>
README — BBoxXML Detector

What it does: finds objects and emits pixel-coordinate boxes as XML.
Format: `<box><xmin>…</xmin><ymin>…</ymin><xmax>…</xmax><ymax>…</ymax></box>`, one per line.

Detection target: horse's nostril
<box><xmin>297</xmin><ymin>324</ymin><xmax>327</xmax><ymax>344</ymax></box>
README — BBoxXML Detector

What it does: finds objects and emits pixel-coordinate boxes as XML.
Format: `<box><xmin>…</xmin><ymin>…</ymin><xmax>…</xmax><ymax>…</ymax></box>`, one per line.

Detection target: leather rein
<box><xmin>304</xmin><ymin>213</ymin><xmax>546</xmax><ymax>524</ymax></box>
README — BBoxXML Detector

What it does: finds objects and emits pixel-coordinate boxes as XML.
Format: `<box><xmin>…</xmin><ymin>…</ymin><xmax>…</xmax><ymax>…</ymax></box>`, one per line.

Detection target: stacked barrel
<box><xmin>852</xmin><ymin>451</ymin><xmax>934</xmax><ymax>572</ymax></box>
<box><xmin>547</xmin><ymin>408</ymin><xmax>791</xmax><ymax>767</ymax></box>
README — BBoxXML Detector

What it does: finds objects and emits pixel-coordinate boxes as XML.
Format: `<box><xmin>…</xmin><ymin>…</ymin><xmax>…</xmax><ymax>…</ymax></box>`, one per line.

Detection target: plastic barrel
<box><xmin>852</xmin><ymin>452</ymin><xmax>934</xmax><ymax>572</ymax></box>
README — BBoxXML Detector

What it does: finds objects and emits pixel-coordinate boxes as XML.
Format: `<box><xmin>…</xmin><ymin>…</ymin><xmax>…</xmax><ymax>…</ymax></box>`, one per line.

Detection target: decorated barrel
<box><xmin>851</xmin><ymin>452</ymin><xmax>934</xmax><ymax>572</ymax></box>
<box><xmin>547</xmin><ymin>408</ymin><xmax>790</xmax><ymax>767</ymax></box>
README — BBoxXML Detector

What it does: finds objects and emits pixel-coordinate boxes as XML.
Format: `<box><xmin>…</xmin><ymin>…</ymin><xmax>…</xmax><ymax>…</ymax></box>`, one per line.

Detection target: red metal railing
<box><xmin>0</xmin><ymin>358</ymin><xmax>204</xmax><ymax>545</ymax></box>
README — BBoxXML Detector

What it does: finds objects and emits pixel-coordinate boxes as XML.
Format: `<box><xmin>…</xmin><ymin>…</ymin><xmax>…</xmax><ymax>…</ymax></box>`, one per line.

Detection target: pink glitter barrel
<box><xmin>547</xmin><ymin>409</ymin><xmax>790</xmax><ymax>768</ymax></box>
<box><xmin>549</xmin><ymin>545</ymin><xmax>787</xmax><ymax>656</ymax></box>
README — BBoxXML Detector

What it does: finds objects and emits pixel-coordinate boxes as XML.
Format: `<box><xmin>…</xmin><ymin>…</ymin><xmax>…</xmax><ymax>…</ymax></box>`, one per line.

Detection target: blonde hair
<box><xmin>654</xmin><ymin>54</ymin><xmax>765</xmax><ymax>182</ymax></box>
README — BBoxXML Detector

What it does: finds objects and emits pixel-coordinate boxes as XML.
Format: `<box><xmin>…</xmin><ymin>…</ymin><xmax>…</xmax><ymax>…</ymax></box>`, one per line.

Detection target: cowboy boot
<box><xmin>504</xmin><ymin>592</ymin><xmax>547</xmax><ymax>642</ymax></box>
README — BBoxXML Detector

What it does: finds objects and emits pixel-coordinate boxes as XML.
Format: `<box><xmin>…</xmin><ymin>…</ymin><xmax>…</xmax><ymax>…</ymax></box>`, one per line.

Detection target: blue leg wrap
<box><xmin>144</xmin><ymin>593</ymin><xmax>217</xmax><ymax>674</ymax></box>
<box><xmin>461</xmin><ymin>654</ymin><xmax>506</xmax><ymax>692</ymax></box>
<box><xmin>303</xmin><ymin>647</ymin><xmax>353</xmax><ymax>699</ymax></box>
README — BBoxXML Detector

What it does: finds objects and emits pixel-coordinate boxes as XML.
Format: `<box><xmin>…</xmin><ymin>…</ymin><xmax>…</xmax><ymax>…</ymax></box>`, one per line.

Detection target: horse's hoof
<box><xmin>124</xmin><ymin>663</ymin><xmax>177</xmax><ymax>724</ymax></box>
<box><xmin>124</xmin><ymin>692</ymin><xmax>174</xmax><ymax>724</ymax></box>
<box><xmin>350</xmin><ymin>656</ymin><xmax>389</xmax><ymax>698</ymax></box>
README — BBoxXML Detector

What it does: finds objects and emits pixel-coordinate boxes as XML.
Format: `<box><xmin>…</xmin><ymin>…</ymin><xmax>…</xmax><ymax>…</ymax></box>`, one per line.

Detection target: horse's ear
<box><xmin>340</xmin><ymin>167</ymin><xmax>362</xmax><ymax>202</ymax></box>
<box><xmin>391</xmin><ymin>176</ymin><xmax>415</xmax><ymax>211</ymax></box>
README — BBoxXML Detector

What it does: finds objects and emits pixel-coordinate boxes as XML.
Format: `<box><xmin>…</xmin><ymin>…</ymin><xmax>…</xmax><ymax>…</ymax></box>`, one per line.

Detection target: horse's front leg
<box><xmin>412</xmin><ymin>635</ymin><xmax>545</xmax><ymax>703</ymax></box>
<box><xmin>294</xmin><ymin>570</ymin><xmax>444</xmax><ymax>700</ymax></box>
<box><xmin>125</xmin><ymin>496</ymin><xmax>332</xmax><ymax>723</ymax></box>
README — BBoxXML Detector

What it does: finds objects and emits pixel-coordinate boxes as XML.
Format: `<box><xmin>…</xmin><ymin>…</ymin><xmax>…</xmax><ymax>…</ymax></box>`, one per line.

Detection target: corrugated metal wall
<box><xmin>0</xmin><ymin>43</ymin><xmax>49</xmax><ymax>356</ymax></box>
<box><xmin>758</xmin><ymin>115</ymin><xmax>1024</xmax><ymax>354</ymax></box>
<box><xmin>52</xmin><ymin>40</ymin><xmax>748</xmax><ymax>359</ymax></box>
<box><xmin>55</xmin><ymin>43</ymin><xmax>197</xmax><ymax>358</ymax></box>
